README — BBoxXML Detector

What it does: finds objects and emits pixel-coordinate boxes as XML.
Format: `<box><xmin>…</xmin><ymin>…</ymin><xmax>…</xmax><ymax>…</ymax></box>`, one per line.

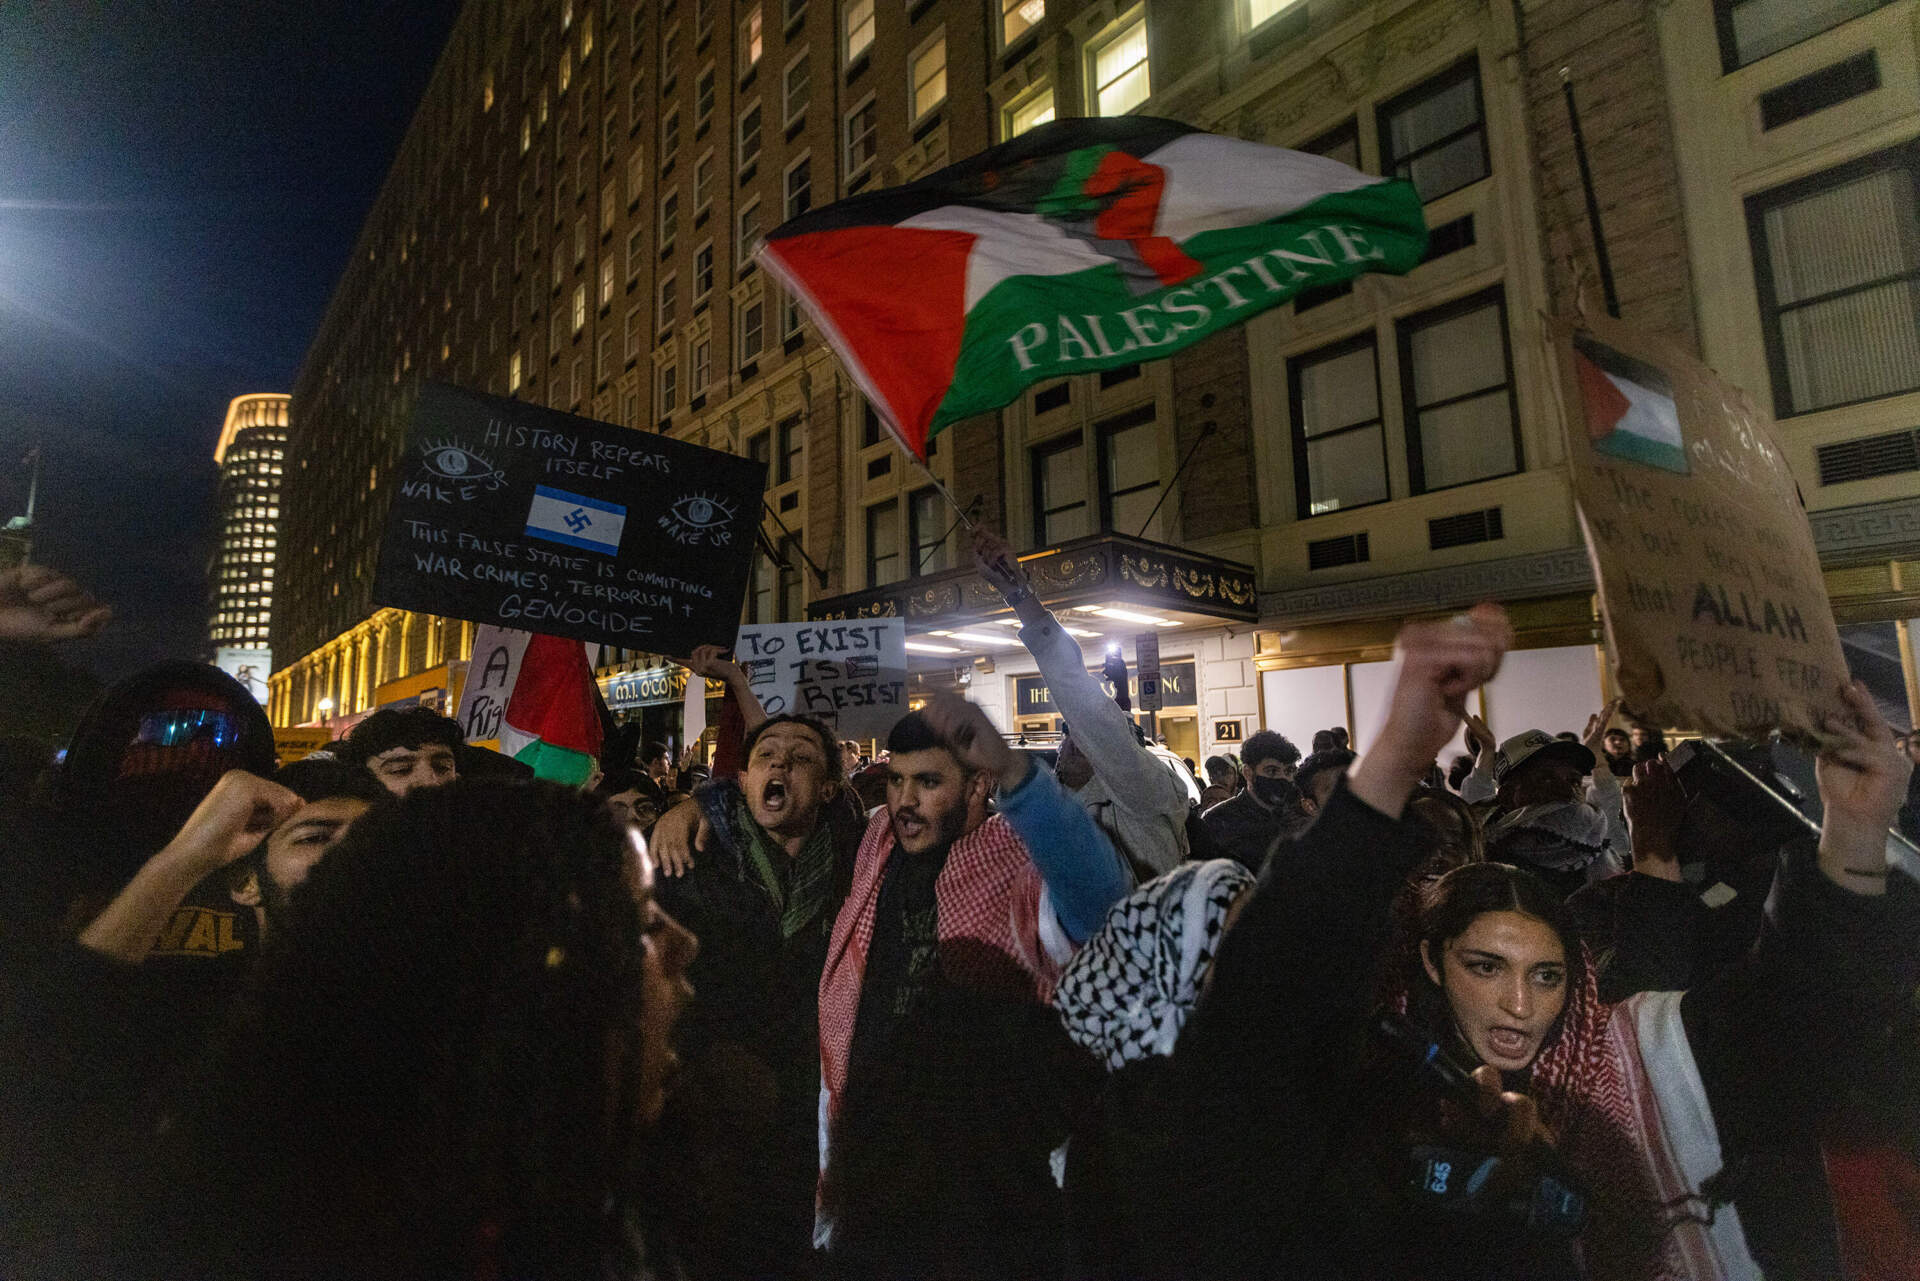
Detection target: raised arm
<box><xmin>972</xmin><ymin>528</ymin><xmax>1187</xmax><ymax>826</ymax></box>
<box><xmin>1680</xmin><ymin>682</ymin><xmax>1919</xmax><ymax>1138</ymax></box>
<box><xmin>681</xmin><ymin>642</ymin><xmax>767</xmax><ymax>734</ymax></box>
<box><xmin>1165</xmin><ymin>606</ymin><xmax>1513</xmax><ymax>1269</ymax></box>
<box><xmin>919</xmin><ymin>692</ymin><xmax>1131</xmax><ymax>945</ymax></box>
<box><xmin>78</xmin><ymin>770</ymin><xmax>300</xmax><ymax>963</ymax></box>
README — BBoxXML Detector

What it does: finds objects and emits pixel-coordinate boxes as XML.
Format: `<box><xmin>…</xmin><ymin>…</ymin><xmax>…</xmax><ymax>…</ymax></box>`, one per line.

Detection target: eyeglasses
<box><xmin>133</xmin><ymin>709</ymin><xmax>242</xmax><ymax>750</ymax></box>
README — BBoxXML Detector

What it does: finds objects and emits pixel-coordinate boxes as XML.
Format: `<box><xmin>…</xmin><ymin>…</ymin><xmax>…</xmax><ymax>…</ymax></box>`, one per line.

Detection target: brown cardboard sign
<box><xmin>1549</xmin><ymin>312</ymin><xmax>1847</xmax><ymax>740</ymax></box>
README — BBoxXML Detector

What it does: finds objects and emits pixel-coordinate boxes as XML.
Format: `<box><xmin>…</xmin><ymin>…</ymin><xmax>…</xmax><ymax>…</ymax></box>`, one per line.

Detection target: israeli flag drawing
<box><xmin>525</xmin><ymin>485</ymin><xmax>628</xmax><ymax>555</ymax></box>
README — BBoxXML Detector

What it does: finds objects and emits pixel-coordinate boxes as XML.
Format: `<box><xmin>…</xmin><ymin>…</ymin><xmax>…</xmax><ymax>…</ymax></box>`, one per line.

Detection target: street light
<box><xmin>317</xmin><ymin>697</ymin><xmax>334</xmax><ymax>727</ymax></box>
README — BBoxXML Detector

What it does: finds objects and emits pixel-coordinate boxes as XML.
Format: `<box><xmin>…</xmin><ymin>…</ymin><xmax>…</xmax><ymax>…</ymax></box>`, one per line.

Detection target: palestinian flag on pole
<box><xmin>757</xmin><ymin>116</ymin><xmax>1427</xmax><ymax>460</ymax></box>
<box><xmin>498</xmin><ymin>632</ymin><xmax>604</xmax><ymax>784</ymax></box>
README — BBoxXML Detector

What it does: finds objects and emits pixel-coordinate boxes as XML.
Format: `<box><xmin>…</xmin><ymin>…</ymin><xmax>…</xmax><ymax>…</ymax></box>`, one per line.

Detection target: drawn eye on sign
<box><xmin>416</xmin><ymin>438</ymin><xmax>506</xmax><ymax>496</ymax></box>
<box><xmin>660</xmin><ymin>491</ymin><xmax>739</xmax><ymax>544</ymax></box>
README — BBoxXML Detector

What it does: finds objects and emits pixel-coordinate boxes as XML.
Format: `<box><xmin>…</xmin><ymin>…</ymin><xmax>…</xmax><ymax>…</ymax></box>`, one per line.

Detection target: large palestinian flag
<box><xmin>758</xmin><ymin>117</ymin><xmax>1427</xmax><ymax>460</ymax></box>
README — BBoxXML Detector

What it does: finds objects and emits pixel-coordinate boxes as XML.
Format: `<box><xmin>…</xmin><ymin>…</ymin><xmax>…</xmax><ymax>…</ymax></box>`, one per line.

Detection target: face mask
<box><xmin>1251</xmin><ymin>775</ymin><xmax>1301</xmax><ymax>813</ymax></box>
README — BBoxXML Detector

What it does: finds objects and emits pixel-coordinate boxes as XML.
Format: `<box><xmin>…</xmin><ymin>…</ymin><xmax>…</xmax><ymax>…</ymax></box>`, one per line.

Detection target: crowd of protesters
<box><xmin>2</xmin><ymin>551</ymin><xmax>1918</xmax><ymax>1281</ymax></box>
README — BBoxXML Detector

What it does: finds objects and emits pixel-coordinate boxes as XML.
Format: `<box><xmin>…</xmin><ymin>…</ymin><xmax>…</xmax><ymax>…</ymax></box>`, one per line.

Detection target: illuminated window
<box><xmin>600</xmin><ymin>257</ymin><xmax>615</xmax><ymax>306</ymax></box>
<box><xmin>1002</xmin><ymin>0</ymin><xmax>1043</xmax><ymax>47</ymax></box>
<box><xmin>560</xmin><ymin>46</ymin><xmax>572</xmax><ymax>93</ymax></box>
<box><xmin>1089</xmin><ymin>10</ymin><xmax>1150</xmax><ymax>116</ymax></box>
<box><xmin>580</xmin><ymin>7</ymin><xmax>594</xmax><ymax>57</ymax></box>
<box><xmin>573</xmin><ymin>284</ymin><xmax>588</xmax><ymax>333</ymax></box>
<box><xmin>740</xmin><ymin>5</ymin><xmax>763</xmax><ymax>74</ymax></box>
<box><xmin>1245</xmin><ymin>0</ymin><xmax>1302</xmax><ymax>31</ymax></box>
<box><xmin>1006</xmin><ymin>84</ymin><xmax>1055</xmax><ymax>138</ymax></box>
<box><xmin>627</xmin><ymin>148</ymin><xmax>645</xmax><ymax>204</ymax></box>
<box><xmin>911</xmin><ymin>32</ymin><xmax>947</xmax><ymax>121</ymax></box>
<box><xmin>843</xmin><ymin>0</ymin><xmax>873</xmax><ymax>66</ymax></box>
<box><xmin>601</xmin><ymin>179</ymin><xmax>617</xmax><ymax>233</ymax></box>
<box><xmin>520</xmin><ymin>115</ymin><xmax>532</xmax><ymax>154</ymax></box>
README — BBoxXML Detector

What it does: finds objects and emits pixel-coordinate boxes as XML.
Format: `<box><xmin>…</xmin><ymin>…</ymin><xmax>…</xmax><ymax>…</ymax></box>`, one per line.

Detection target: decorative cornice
<box><xmin>1261</xmin><ymin>547</ymin><xmax>1594</xmax><ymax>626</ymax></box>
<box><xmin>1808</xmin><ymin>496</ymin><xmax>1920</xmax><ymax>562</ymax></box>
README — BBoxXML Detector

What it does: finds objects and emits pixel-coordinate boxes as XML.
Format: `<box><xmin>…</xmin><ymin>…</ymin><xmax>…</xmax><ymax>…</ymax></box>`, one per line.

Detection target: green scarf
<box><xmin>728</xmin><ymin>787</ymin><xmax>839</xmax><ymax>940</ymax></box>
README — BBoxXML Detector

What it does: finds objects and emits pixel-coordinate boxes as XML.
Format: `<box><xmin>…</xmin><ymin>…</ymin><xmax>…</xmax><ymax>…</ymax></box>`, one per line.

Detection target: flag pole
<box><xmin>1560</xmin><ymin>67</ymin><xmax>1620</xmax><ymax>319</ymax></box>
<box><xmin>920</xmin><ymin>463</ymin><xmax>976</xmax><ymax>531</ymax></box>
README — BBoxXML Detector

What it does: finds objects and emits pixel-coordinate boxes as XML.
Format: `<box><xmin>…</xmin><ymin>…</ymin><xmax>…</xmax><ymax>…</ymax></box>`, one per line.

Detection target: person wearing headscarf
<box><xmin>1167</xmin><ymin>674</ymin><xmax>1917</xmax><ymax>1279</ymax></box>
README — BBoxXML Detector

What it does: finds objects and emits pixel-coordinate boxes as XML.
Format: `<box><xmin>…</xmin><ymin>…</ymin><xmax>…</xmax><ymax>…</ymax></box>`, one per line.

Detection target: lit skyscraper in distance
<box><xmin>210</xmin><ymin>393</ymin><xmax>288</xmax><ymax>701</ymax></box>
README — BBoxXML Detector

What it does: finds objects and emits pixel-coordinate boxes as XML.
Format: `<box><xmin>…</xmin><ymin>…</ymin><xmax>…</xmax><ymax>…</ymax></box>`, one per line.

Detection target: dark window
<box><xmin>1378</xmin><ymin>60</ymin><xmax>1487</xmax><ymax>203</ymax></box>
<box><xmin>1034</xmin><ymin>382</ymin><xmax>1071</xmax><ymax>413</ymax></box>
<box><xmin>1759</xmin><ymin>51</ymin><xmax>1880</xmax><ymax>131</ymax></box>
<box><xmin>1713</xmin><ymin>0</ymin><xmax>1893</xmax><ymax>73</ymax></box>
<box><xmin>908</xmin><ymin>486</ymin><xmax>950</xmax><ymax>573</ymax></box>
<box><xmin>1815</xmin><ymin>428</ymin><xmax>1920</xmax><ymax>485</ymax></box>
<box><xmin>866</xmin><ymin>498</ymin><xmax>902</xmax><ymax>585</ymax></box>
<box><xmin>1097</xmin><ymin>406</ymin><xmax>1161</xmax><ymax>538</ymax></box>
<box><xmin>1288</xmin><ymin>332</ymin><xmax>1388</xmax><ymax>518</ymax></box>
<box><xmin>748</xmin><ymin>429</ymin><xmax>771</xmax><ymax>468</ymax></box>
<box><xmin>861</xmin><ymin>399</ymin><xmax>883</xmax><ymax>447</ymax></box>
<box><xmin>776</xmin><ymin>414</ymin><xmax>803</xmax><ymax>483</ymax></box>
<box><xmin>1397</xmin><ymin>286</ymin><xmax>1521</xmax><ymax>493</ymax></box>
<box><xmin>1747</xmin><ymin>142</ymin><xmax>1920</xmax><ymax>416</ymax></box>
<box><xmin>1031</xmin><ymin>435</ymin><xmax>1088</xmax><ymax>546</ymax></box>
<box><xmin>1307</xmin><ymin>530</ymin><xmax>1369</xmax><ymax>570</ymax></box>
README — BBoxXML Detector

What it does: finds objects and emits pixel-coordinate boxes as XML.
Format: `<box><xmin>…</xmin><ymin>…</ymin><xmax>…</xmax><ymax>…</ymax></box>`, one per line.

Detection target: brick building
<box><xmin>270</xmin><ymin>0</ymin><xmax>1920</xmax><ymax>751</ymax></box>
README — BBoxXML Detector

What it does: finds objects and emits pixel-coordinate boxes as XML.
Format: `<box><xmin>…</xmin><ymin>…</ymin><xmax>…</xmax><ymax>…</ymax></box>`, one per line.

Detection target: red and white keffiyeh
<box><xmin>817</xmin><ymin>808</ymin><xmax>1061</xmax><ymax>1114</ymax></box>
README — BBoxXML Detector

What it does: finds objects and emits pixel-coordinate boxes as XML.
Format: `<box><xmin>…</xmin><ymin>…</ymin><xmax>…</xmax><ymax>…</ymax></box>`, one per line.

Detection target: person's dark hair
<box><xmin>640</xmin><ymin>740</ymin><xmax>671</xmax><ymax>764</ymax></box>
<box><xmin>1240</xmin><ymin>730</ymin><xmax>1300</xmax><ymax>771</ymax></box>
<box><xmin>1554</xmin><ymin>731</ymin><xmax>1579</xmax><ymax>742</ymax></box>
<box><xmin>338</xmin><ymin>707</ymin><xmax>462</xmax><ymax>767</ymax></box>
<box><xmin>155</xmin><ymin>780</ymin><xmax>653</xmax><ymax>1278</ymax></box>
<box><xmin>1445</xmin><ymin>753</ymin><xmax>1475</xmax><ymax>792</ymax></box>
<box><xmin>886</xmin><ymin>709</ymin><xmax>953</xmax><ymax>760</ymax></box>
<box><xmin>1331</xmin><ymin>727</ymin><xmax>1349</xmax><ymax>746</ymax></box>
<box><xmin>1202</xmin><ymin>755</ymin><xmax>1236</xmax><ymax>786</ymax></box>
<box><xmin>1295</xmin><ymin>748</ymin><xmax>1357</xmax><ymax>799</ymax></box>
<box><xmin>1407</xmin><ymin>789</ymin><xmax>1485</xmax><ymax>870</ymax></box>
<box><xmin>593</xmin><ymin>766</ymin><xmax>642</xmax><ymax>798</ymax></box>
<box><xmin>1414</xmin><ymin>861</ymin><xmax>1581</xmax><ymax>1020</ymax></box>
<box><xmin>1310</xmin><ymin>730</ymin><xmax>1338</xmax><ymax>755</ymax></box>
<box><xmin>744</xmin><ymin>713</ymin><xmax>844</xmax><ymax>782</ymax></box>
<box><xmin>273</xmin><ymin>757</ymin><xmax>392</xmax><ymax>806</ymax></box>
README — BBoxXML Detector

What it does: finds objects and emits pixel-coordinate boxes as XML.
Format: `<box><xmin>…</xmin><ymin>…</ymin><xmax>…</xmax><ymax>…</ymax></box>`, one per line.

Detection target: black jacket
<box><xmin>651</xmin><ymin>780</ymin><xmax>864</xmax><ymax>1280</ymax></box>
<box><xmin>1128</xmin><ymin>781</ymin><xmax>1919</xmax><ymax>1279</ymax></box>
<box><xmin>1199</xmin><ymin>791</ymin><xmax>1288</xmax><ymax>873</ymax></box>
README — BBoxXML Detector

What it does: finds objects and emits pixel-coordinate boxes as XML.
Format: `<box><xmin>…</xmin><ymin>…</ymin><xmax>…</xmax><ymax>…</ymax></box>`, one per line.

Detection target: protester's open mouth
<box><xmin>894</xmin><ymin>811</ymin><xmax>926</xmax><ymax>840</ymax></box>
<box><xmin>760</xmin><ymin>779</ymin><xmax>788</xmax><ymax>812</ymax></box>
<box><xmin>1485</xmin><ymin>1027</ymin><xmax>1531</xmax><ymax>1059</ymax></box>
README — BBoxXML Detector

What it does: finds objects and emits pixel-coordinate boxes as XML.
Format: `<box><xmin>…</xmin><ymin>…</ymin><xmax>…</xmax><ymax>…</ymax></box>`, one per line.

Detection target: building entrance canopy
<box><xmin>807</xmin><ymin>533</ymin><xmax>1257</xmax><ymax>665</ymax></box>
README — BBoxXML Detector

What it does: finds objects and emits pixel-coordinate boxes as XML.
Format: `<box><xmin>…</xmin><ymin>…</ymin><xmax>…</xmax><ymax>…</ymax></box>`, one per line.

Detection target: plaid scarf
<box><xmin>719</xmin><ymin>783</ymin><xmax>841</xmax><ymax>941</ymax></box>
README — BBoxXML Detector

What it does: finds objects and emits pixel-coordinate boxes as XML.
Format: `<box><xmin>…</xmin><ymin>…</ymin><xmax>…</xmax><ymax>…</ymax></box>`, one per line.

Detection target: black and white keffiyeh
<box><xmin>1054</xmin><ymin>859</ymin><xmax>1255</xmax><ymax>1070</ymax></box>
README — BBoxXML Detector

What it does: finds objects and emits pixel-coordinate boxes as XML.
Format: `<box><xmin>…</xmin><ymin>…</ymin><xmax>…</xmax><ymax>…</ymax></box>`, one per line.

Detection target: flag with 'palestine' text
<box><xmin>757</xmin><ymin>117</ymin><xmax>1428</xmax><ymax>460</ymax></box>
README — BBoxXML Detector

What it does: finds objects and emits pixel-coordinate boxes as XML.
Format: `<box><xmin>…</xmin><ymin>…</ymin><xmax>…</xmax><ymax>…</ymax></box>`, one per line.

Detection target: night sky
<box><xmin>0</xmin><ymin>0</ymin><xmax>464</xmax><ymax>678</ymax></box>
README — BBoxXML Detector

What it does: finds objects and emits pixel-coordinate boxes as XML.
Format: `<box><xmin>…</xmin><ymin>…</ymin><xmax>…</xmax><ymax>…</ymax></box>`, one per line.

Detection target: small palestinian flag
<box><xmin>498</xmin><ymin>632</ymin><xmax>605</xmax><ymax>784</ymax></box>
<box><xmin>1573</xmin><ymin>332</ymin><xmax>1688</xmax><ymax>474</ymax></box>
<box><xmin>758</xmin><ymin>116</ymin><xmax>1427</xmax><ymax>460</ymax></box>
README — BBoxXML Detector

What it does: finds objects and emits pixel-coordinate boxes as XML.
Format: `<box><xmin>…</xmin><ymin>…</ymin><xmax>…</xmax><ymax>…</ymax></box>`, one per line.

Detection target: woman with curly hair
<box><xmin>133</xmin><ymin>778</ymin><xmax>696</xmax><ymax>1280</ymax></box>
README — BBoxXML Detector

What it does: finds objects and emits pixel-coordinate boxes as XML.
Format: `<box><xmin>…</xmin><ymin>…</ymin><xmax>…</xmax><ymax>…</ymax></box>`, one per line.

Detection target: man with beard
<box><xmin>817</xmin><ymin>695</ymin><xmax>1131</xmax><ymax>1279</ymax></box>
<box><xmin>225</xmin><ymin>759</ymin><xmax>390</xmax><ymax>940</ymax></box>
<box><xmin>1201</xmin><ymin>730</ymin><xmax>1308</xmax><ymax>873</ymax></box>
<box><xmin>649</xmin><ymin>714</ymin><xmax>866</xmax><ymax>1279</ymax></box>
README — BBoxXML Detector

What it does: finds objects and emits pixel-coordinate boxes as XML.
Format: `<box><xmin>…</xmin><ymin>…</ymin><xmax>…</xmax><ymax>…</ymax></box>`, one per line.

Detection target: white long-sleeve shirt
<box><xmin>1019</xmin><ymin>610</ymin><xmax>1191</xmax><ymax>874</ymax></box>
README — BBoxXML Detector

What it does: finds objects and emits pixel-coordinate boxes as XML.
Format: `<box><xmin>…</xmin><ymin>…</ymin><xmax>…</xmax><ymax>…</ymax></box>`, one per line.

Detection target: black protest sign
<box><xmin>373</xmin><ymin>383</ymin><xmax>766</xmax><ymax>654</ymax></box>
